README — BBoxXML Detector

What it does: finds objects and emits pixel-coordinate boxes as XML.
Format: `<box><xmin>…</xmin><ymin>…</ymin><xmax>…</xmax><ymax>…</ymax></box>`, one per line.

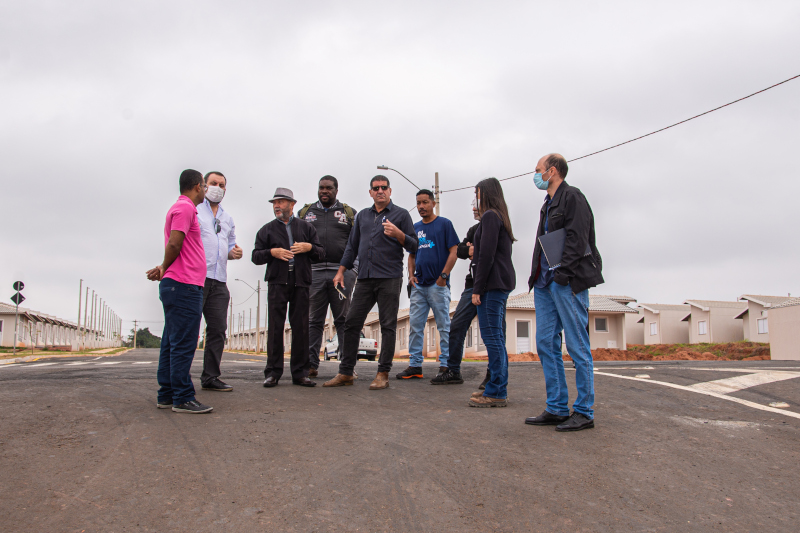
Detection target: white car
<box><xmin>324</xmin><ymin>333</ymin><xmax>378</xmax><ymax>361</ymax></box>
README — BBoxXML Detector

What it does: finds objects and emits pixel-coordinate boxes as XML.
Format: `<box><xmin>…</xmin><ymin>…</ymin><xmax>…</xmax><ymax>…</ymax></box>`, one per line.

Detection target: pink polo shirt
<box><xmin>163</xmin><ymin>195</ymin><xmax>206</xmax><ymax>287</ymax></box>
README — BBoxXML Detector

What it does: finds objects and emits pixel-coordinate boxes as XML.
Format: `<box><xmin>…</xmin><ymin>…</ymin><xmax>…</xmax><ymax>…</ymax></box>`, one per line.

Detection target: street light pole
<box><xmin>434</xmin><ymin>172</ymin><xmax>440</xmax><ymax>216</ymax></box>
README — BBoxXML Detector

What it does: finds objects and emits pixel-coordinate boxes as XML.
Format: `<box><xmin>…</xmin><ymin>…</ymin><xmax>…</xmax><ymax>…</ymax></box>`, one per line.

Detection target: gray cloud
<box><xmin>2</xmin><ymin>0</ymin><xmax>799</xmax><ymax>334</ymax></box>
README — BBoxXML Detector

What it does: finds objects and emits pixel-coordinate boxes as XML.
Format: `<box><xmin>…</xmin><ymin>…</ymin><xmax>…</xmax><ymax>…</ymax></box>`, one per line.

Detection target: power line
<box><xmin>440</xmin><ymin>73</ymin><xmax>800</xmax><ymax>193</ymax></box>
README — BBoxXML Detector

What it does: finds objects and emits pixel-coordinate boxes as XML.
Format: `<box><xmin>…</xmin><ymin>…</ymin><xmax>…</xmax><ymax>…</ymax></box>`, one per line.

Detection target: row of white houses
<box><xmin>224</xmin><ymin>292</ymin><xmax>800</xmax><ymax>361</ymax></box>
<box><xmin>0</xmin><ymin>302</ymin><xmax>122</xmax><ymax>350</ymax></box>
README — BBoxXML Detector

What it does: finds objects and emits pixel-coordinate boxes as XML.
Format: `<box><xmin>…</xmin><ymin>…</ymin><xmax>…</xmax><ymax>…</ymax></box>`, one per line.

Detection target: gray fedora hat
<box><xmin>268</xmin><ymin>187</ymin><xmax>296</xmax><ymax>203</ymax></box>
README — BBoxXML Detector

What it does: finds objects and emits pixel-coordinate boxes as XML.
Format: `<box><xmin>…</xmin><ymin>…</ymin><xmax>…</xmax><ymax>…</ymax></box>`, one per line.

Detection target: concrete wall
<box><xmin>589</xmin><ymin>313</ymin><xmax>625</xmax><ymax>350</ymax></box>
<box><xmin>643</xmin><ymin>309</ymin><xmax>690</xmax><ymax>345</ymax></box>
<box><xmin>769</xmin><ymin>305</ymin><xmax>800</xmax><ymax>360</ymax></box>
<box><xmin>709</xmin><ymin>308</ymin><xmax>744</xmax><ymax>343</ymax></box>
<box><xmin>625</xmin><ymin>310</ymin><xmax>644</xmax><ymax>346</ymax></box>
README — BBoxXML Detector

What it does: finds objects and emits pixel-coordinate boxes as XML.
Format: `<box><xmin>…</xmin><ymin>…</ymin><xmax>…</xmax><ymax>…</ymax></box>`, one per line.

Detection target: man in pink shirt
<box><xmin>146</xmin><ymin>169</ymin><xmax>212</xmax><ymax>414</ymax></box>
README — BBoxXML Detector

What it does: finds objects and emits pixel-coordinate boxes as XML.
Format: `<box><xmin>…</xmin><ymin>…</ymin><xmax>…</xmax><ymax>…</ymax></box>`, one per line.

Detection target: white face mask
<box><xmin>206</xmin><ymin>185</ymin><xmax>225</xmax><ymax>203</ymax></box>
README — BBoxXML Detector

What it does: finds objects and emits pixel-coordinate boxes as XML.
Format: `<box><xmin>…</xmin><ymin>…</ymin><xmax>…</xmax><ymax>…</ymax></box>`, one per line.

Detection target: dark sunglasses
<box><xmin>213</xmin><ymin>218</ymin><xmax>221</xmax><ymax>234</ymax></box>
<box><xmin>371</xmin><ymin>185</ymin><xmax>389</xmax><ymax>191</ymax></box>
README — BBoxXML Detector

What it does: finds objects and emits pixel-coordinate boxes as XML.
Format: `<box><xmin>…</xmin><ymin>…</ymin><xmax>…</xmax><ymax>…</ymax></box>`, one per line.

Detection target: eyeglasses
<box><xmin>371</xmin><ymin>185</ymin><xmax>389</xmax><ymax>191</ymax></box>
<box><xmin>214</xmin><ymin>218</ymin><xmax>221</xmax><ymax>234</ymax></box>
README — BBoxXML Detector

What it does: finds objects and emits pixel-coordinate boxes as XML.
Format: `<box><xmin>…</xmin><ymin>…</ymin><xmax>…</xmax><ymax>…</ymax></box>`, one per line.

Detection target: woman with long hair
<box><xmin>469</xmin><ymin>177</ymin><xmax>516</xmax><ymax>407</ymax></box>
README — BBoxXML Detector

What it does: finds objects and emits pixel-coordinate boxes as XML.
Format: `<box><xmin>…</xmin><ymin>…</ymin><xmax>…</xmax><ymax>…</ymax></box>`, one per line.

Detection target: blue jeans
<box><xmin>408</xmin><ymin>284</ymin><xmax>451</xmax><ymax>367</ymax></box>
<box><xmin>477</xmin><ymin>289</ymin><xmax>510</xmax><ymax>399</ymax></box>
<box><xmin>157</xmin><ymin>277</ymin><xmax>203</xmax><ymax>405</ymax></box>
<box><xmin>447</xmin><ymin>287</ymin><xmax>507</xmax><ymax>373</ymax></box>
<box><xmin>534</xmin><ymin>282</ymin><xmax>594</xmax><ymax>418</ymax></box>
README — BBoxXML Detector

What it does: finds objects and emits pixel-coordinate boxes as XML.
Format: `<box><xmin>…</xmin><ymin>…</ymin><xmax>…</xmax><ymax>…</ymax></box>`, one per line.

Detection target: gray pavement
<box><xmin>1</xmin><ymin>349</ymin><xmax>799</xmax><ymax>532</ymax></box>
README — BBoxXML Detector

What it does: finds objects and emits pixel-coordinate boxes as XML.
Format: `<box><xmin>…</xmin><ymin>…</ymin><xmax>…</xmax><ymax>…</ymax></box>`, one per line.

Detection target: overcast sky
<box><xmin>2</xmin><ymin>0</ymin><xmax>799</xmax><ymax>336</ymax></box>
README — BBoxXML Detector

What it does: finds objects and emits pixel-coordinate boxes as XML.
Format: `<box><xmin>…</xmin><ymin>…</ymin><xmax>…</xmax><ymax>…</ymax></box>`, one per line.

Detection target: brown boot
<box><xmin>308</xmin><ymin>367</ymin><xmax>318</xmax><ymax>378</ymax></box>
<box><xmin>468</xmin><ymin>395</ymin><xmax>508</xmax><ymax>408</ymax></box>
<box><xmin>322</xmin><ymin>373</ymin><xmax>354</xmax><ymax>387</ymax></box>
<box><xmin>369</xmin><ymin>372</ymin><xmax>390</xmax><ymax>390</ymax></box>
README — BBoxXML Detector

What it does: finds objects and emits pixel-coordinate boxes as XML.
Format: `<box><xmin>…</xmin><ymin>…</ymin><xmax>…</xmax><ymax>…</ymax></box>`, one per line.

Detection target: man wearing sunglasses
<box><xmin>323</xmin><ymin>175</ymin><xmax>418</xmax><ymax>390</ymax></box>
<box><xmin>197</xmin><ymin>171</ymin><xmax>243</xmax><ymax>392</ymax></box>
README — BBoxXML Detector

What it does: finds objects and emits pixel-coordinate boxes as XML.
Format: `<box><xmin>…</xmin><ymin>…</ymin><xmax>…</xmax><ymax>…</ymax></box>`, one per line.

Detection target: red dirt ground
<box><xmin>505</xmin><ymin>342</ymin><xmax>770</xmax><ymax>362</ymax></box>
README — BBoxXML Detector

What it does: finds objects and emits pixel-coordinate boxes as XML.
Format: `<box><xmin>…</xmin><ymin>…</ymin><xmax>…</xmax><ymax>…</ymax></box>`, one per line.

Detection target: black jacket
<box><xmin>471</xmin><ymin>210</ymin><xmax>515</xmax><ymax>296</ymax></box>
<box><xmin>298</xmin><ymin>200</ymin><xmax>356</xmax><ymax>270</ymax></box>
<box><xmin>457</xmin><ymin>223</ymin><xmax>479</xmax><ymax>290</ymax></box>
<box><xmin>251</xmin><ymin>217</ymin><xmax>325</xmax><ymax>287</ymax></box>
<box><xmin>528</xmin><ymin>181</ymin><xmax>603</xmax><ymax>294</ymax></box>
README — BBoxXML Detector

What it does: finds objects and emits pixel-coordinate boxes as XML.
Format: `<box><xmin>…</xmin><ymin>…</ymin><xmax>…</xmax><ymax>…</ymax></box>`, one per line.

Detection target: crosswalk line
<box><xmin>689</xmin><ymin>371</ymin><xmax>800</xmax><ymax>394</ymax></box>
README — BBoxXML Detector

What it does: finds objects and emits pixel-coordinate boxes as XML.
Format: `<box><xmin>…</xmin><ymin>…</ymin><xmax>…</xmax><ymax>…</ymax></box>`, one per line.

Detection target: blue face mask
<box><xmin>533</xmin><ymin>171</ymin><xmax>549</xmax><ymax>190</ymax></box>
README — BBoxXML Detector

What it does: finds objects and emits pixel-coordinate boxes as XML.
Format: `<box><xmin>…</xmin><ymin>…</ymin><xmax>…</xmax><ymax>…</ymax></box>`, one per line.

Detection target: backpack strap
<box><xmin>341</xmin><ymin>203</ymin><xmax>357</xmax><ymax>226</ymax></box>
<box><xmin>297</xmin><ymin>203</ymin><xmax>313</xmax><ymax>220</ymax></box>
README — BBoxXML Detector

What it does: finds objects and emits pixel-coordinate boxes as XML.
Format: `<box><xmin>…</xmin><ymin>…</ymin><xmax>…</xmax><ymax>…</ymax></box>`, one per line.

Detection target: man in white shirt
<box><xmin>197</xmin><ymin>171</ymin><xmax>243</xmax><ymax>391</ymax></box>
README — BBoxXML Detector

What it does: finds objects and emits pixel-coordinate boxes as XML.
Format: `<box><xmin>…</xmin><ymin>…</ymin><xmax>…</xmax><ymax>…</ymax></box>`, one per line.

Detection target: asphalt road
<box><xmin>1</xmin><ymin>349</ymin><xmax>799</xmax><ymax>532</ymax></box>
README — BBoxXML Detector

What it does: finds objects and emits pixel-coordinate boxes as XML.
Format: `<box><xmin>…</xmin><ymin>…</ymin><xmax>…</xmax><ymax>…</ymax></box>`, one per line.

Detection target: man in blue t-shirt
<box><xmin>397</xmin><ymin>189</ymin><xmax>460</xmax><ymax>380</ymax></box>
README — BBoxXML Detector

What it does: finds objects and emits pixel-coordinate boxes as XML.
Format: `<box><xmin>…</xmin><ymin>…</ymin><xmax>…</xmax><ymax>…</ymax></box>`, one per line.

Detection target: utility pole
<box><xmin>434</xmin><ymin>172</ymin><xmax>440</xmax><ymax>216</ymax></box>
<box><xmin>77</xmin><ymin>279</ymin><xmax>83</xmax><ymax>341</ymax></box>
<box><xmin>82</xmin><ymin>287</ymin><xmax>89</xmax><ymax>350</ymax></box>
<box><xmin>89</xmin><ymin>290</ymin><xmax>95</xmax><ymax>348</ymax></box>
<box><xmin>255</xmin><ymin>280</ymin><xmax>261</xmax><ymax>354</ymax></box>
<box><xmin>133</xmin><ymin>320</ymin><xmax>138</xmax><ymax>348</ymax></box>
<box><xmin>228</xmin><ymin>299</ymin><xmax>233</xmax><ymax>350</ymax></box>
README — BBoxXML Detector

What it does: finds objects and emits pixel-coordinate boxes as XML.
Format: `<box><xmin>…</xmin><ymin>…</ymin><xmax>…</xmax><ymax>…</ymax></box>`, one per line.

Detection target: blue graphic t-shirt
<box><xmin>413</xmin><ymin>216</ymin><xmax>460</xmax><ymax>287</ymax></box>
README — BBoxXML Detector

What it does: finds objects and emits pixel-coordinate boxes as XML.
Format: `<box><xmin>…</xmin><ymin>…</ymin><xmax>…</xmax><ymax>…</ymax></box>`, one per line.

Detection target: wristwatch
<box><xmin>440</xmin><ymin>272</ymin><xmax>449</xmax><ymax>280</ymax></box>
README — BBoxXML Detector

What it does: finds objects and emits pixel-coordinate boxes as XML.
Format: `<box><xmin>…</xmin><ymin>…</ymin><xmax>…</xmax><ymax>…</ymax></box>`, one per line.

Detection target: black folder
<box><xmin>538</xmin><ymin>228</ymin><xmax>592</xmax><ymax>270</ymax></box>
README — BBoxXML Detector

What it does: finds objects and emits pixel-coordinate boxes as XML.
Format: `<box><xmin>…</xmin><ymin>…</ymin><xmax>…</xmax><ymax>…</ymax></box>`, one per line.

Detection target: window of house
<box><xmin>429</xmin><ymin>326</ymin><xmax>436</xmax><ymax>347</ymax></box>
<box><xmin>594</xmin><ymin>317</ymin><xmax>608</xmax><ymax>332</ymax></box>
<box><xmin>649</xmin><ymin>322</ymin><xmax>657</xmax><ymax>336</ymax></box>
<box><xmin>698</xmin><ymin>321</ymin><xmax>707</xmax><ymax>335</ymax></box>
<box><xmin>466</xmin><ymin>326</ymin><xmax>473</xmax><ymax>348</ymax></box>
<box><xmin>757</xmin><ymin>318</ymin><xmax>768</xmax><ymax>335</ymax></box>
<box><xmin>0</xmin><ymin>320</ymin><xmax>3</xmax><ymax>335</ymax></box>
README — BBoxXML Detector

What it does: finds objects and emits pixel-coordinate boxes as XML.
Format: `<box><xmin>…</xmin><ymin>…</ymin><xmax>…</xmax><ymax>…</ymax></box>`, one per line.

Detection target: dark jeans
<box><xmin>338</xmin><ymin>277</ymin><xmax>403</xmax><ymax>376</ymax></box>
<box><xmin>201</xmin><ymin>278</ymin><xmax>230</xmax><ymax>385</ymax></box>
<box><xmin>157</xmin><ymin>278</ymin><xmax>203</xmax><ymax>405</ymax></box>
<box><xmin>447</xmin><ymin>287</ymin><xmax>506</xmax><ymax>373</ymax></box>
<box><xmin>266</xmin><ymin>271</ymin><xmax>310</xmax><ymax>381</ymax></box>
<box><xmin>308</xmin><ymin>268</ymin><xmax>356</xmax><ymax>368</ymax></box>
<box><xmin>478</xmin><ymin>289</ymin><xmax>511</xmax><ymax>399</ymax></box>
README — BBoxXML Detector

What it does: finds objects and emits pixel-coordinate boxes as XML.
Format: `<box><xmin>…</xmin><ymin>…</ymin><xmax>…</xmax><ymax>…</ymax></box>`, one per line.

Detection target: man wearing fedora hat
<box><xmin>252</xmin><ymin>187</ymin><xmax>325</xmax><ymax>387</ymax></box>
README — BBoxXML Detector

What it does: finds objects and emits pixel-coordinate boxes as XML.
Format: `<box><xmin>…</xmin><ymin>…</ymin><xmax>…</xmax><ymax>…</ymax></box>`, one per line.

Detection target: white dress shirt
<box><xmin>197</xmin><ymin>199</ymin><xmax>237</xmax><ymax>283</ymax></box>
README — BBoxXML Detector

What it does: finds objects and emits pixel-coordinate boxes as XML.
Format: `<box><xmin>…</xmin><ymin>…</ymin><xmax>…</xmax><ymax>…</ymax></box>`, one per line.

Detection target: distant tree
<box><xmin>125</xmin><ymin>327</ymin><xmax>162</xmax><ymax>348</ymax></box>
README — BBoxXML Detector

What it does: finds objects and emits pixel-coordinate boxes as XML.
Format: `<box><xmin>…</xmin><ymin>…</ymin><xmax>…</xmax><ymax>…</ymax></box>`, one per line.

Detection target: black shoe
<box><xmin>430</xmin><ymin>369</ymin><xmax>464</xmax><ymax>385</ymax></box>
<box><xmin>292</xmin><ymin>377</ymin><xmax>317</xmax><ymax>387</ymax></box>
<box><xmin>263</xmin><ymin>376</ymin><xmax>279</xmax><ymax>388</ymax></box>
<box><xmin>396</xmin><ymin>366</ymin><xmax>423</xmax><ymax>379</ymax></box>
<box><xmin>202</xmin><ymin>378</ymin><xmax>233</xmax><ymax>392</ymax></box>
<box><xmin>555</xmin><ymin>412</ymin><xmax>595</xmax><ymax>432</ymax></box>
<box><xmin>479</xmin><ymin>369</ymin><xmax>491</xmax><ymax>390</ymax></box>
<box><xmin>157</xmin><ymin>400</ymin><xmax>172</xmax><ymax>409</ymax></box>
<box><xmin>172</xmin><ymin>400</ymin><xmax>213</xmax><ymax>414</ymax></box>
<box><xmin>525</xmin><ymin>410</ymin><xmax>569</xmax><ymax>426</ymax></box>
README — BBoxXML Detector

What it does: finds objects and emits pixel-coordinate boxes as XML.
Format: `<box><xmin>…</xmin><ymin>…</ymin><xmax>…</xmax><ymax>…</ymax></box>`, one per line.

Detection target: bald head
<box><xmin>542</xmin><ymin>153</ymin><xmax>568</xmax><ymax>179</ymax></box>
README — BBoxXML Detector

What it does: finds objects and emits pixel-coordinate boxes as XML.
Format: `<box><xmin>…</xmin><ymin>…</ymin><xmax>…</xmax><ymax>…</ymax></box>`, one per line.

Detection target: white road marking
<box><xmin>689</xmin><ymin>371</ymin><xmax>800</xmax><ymax>395</ymax></box>
<box><xmin>24</xmin><ymin>363</ymin><xmax>59</xmax><ymax>367</ymax></box>
<box><xmin>65</xmin><ymin>362</ymin><xmax>92</xmax><ymax>366</ymax></box>
<box><xmin>97</xmin><ymin>361</ymin><xmax>123</xmax><ymax>365</ymax></box>
<box><xmin>595</xmin><ymin>371</ymin><xmax>800</xmax><ymax>420</ymax></box>
<box><xmin>132</xmin><ymin>361</ymin><xmax>152</xmax><ymax>364</ymax></box>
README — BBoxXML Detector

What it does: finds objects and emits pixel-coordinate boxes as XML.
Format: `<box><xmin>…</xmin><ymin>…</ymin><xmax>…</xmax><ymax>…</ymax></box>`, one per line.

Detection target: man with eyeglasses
<box><xmin>323</xmin><ymin>175</ymin><xmax>418</xmax><ymax>391</ymax></box>
<box><xmin>196</xmin><ymin>171</ymin><xmax>243</xmax><ymax>392</ymax></box>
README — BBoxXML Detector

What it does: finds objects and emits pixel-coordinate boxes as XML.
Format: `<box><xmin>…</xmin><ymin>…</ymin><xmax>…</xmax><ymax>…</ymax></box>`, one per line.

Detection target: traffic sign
<box><xmin>13</xmin><ymin>281</ymin><xmax>24</xmax><ymax>291</ymax></box>
<box><xmin>10</xmin><ymin>293</ymin><xmax>25</xmax><ymax>305</ymax></box>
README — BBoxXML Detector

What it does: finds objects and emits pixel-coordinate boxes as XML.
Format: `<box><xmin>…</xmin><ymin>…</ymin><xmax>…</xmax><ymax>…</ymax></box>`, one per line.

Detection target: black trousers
<box><xmin>338</xmin><ymin>277</ymin><xmax>403</xmax><ymax>376</ymax></box>
<box><xmin>266</xmin><ymin>271</ymin><xmax>310</xmax><ymax>381</ymax></box>
<box><xmin>201</xmin><ymin>278</ymin><xmax>230</xmax><ymax>385</ymax></box>
<box><xmin>308</xmin><ymin>268</ymin><xmax>356</xmax><ymax>368</ymax></box>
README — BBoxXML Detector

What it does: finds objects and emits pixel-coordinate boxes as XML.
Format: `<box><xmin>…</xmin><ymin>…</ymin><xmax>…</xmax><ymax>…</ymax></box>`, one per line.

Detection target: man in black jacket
<box><xmin>298</xmin><ymin>176</ymin><xmax>358</xmax><ymax>378</ymax></box>
<box><xmin>252</xmin><ymin>187</ymin><xmax>325</xmax><ymax>388</ymax></box>
<box><xmin>323</xmin><ymin>175</ymin><xmax>418</xmax><ymax>391</ymax></box>
<box><xmin>525</xmin><ymin>154</ymin><xmax>603</xmax><ymax>432</ymax></box>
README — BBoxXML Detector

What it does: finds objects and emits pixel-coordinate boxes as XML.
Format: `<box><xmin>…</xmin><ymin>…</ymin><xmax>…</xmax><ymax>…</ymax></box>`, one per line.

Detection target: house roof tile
<box><xmin>738</xmin><ymin>294</ymin><xmax>794</xmax><ymax>307</ymax></box>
